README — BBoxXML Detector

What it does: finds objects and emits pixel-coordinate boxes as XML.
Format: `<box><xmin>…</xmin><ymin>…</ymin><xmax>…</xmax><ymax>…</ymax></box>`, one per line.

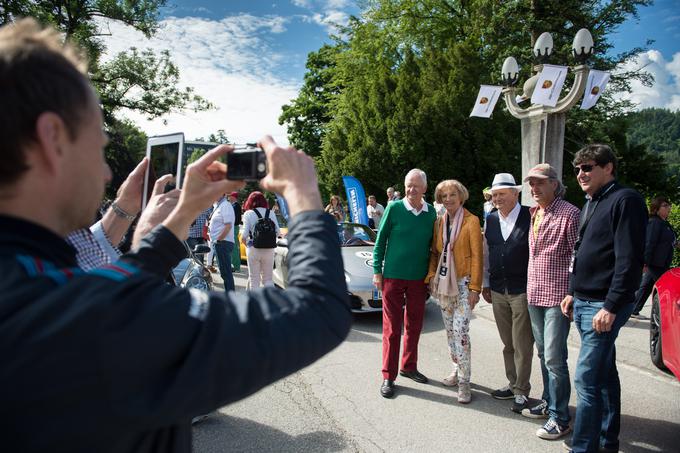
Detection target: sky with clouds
<box><xmin>99</xmin><ymin>0</ymin><xmax>680</xmax><ymax>144</ymax></box>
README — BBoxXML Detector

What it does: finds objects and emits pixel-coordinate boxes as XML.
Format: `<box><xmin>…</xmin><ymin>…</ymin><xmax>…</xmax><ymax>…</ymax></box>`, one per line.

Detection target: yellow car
<box><xmin>238</xmin><ymin>212</ymin><xmax>288</xmax><ymax>262</ymax></box>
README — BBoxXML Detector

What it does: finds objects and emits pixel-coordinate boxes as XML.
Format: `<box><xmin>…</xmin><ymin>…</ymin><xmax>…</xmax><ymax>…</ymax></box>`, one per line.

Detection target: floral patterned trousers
<box><xmin>439</xmin><ymin>279</ymin><xmax>472</xmax><ymax>384</ymax></box>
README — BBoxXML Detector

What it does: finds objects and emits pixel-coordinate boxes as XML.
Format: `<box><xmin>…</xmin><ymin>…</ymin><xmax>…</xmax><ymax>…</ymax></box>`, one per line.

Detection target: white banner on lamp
<box><xmin>531</xmin><ymin>64</ymin><xmax>568</xmax><ymax>107</ymax></box>
<box><xmin>581</xmin><ymin>70</ymin><xmax>610</xmax><ymax>110</ymax></box>
<box><xmin>470</xmin><ymin>85</ymin><xmax>503</xmax><ymax>118</ymax></box>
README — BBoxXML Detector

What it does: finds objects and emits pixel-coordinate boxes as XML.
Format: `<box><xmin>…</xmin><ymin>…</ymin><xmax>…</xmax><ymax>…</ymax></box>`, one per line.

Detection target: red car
<box><xmin>650</xmin><ymin>268</ymin><xmax>680</xmax><ymax>380</ymax></box>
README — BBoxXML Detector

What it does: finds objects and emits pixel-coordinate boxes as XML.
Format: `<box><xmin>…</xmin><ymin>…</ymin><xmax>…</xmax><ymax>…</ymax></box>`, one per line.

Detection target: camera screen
<box><xmin>145</xmin><ymin>142</ymin><xmax>180</xmax><ymax>205</ymax></box>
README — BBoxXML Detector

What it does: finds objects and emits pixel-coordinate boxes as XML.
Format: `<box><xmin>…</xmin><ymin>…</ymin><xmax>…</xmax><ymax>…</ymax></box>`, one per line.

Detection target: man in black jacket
<box><xmin>0</xmin><ymin>19</ymin><xmax>351</xmax><ymax>452</ymax></box>
<box><xmin>561</xmin><ymin>144</ymin><xmax>647</xmax><ymax>453</ymax></box>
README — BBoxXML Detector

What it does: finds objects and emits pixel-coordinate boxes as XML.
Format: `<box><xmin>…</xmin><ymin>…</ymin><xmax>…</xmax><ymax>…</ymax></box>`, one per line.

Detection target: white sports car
<box><xmin>272</xmin><ymin>222</ymin><xmax>383</xmax><ymax>313</ymax></box>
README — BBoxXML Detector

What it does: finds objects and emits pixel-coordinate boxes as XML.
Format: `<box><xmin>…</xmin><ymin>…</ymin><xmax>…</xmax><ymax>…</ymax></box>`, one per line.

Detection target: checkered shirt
<box><xmin>188</xmin><ymin>207</ymin><xmax>213</xmax><ymax>238</ymax></box>
<box><xmin>527</xmin><ymin>197</ymin><xmax>580</xmax><ymax>307</ymax></box>
<box><xmin>66</xmin><ymin>228</ymin><xmax>110</xmax><ymax>271</ymax></box>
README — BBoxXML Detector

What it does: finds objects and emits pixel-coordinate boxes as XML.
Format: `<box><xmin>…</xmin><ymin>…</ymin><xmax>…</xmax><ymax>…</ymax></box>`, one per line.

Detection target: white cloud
<box><xmin>617</xmin><ymin>49</ymin><xmax>680</xmax><ymax>111</ymax></box>
<box><xmin>97</xmin><ymin>15</ymin><xmax>299</xmax><ymax>144</ymax></box>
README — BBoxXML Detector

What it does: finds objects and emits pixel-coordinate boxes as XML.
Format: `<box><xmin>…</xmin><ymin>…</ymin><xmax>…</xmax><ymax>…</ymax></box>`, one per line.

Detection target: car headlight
<box><xmin>185</xmin><ymin>275</ymin><xmax>209</xmax><ymax>291</ymax></box>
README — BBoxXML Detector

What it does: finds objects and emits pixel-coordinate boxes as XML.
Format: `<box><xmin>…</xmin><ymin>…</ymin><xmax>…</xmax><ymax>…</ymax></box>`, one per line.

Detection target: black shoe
<box><xmin>380</xmin><ymin>379</ymin><xmax>395</xmax><ymax>398</ymax></box>
<box><xmin>399</xmin><ymin>369</ymin><xmax>429</xmax><ymax>384</ymax></box>
<box><xmin>491</xmin><ymin>385</ymin><xmax>514</xmax><ymax>400</ymax></box>
<box><xmin>511</xmin><ymin>394</ymin><xmax>529</xmax><ymax>413</ymax></box>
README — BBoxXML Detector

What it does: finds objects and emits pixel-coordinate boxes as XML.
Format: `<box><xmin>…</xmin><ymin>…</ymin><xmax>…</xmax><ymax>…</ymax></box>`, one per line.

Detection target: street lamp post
<box><xmin>500</xmin><ymin>29</ymin><xmax>594</xmax><ymax>205</ymax></box>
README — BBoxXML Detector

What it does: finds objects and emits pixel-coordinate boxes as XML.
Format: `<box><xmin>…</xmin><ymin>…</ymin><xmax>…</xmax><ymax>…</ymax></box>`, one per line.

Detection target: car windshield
<box><xmin>337</xmin><ymin>223</ymin><xmax>376</xmax><ymax>247</ymax></box>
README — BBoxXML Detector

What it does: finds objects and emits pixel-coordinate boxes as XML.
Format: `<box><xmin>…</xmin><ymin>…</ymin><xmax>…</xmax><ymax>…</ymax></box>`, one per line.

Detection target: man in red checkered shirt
<box><xmin>521</xmin><ymin>164</ymin><xmax>580</xmax><ymax>441</ymax></box>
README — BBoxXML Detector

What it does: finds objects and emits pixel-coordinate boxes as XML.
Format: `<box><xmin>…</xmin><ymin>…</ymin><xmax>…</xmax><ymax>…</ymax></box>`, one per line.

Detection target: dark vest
<box><xmin>485</xmin><ymin>205</ymin><xmax>530</xmax><ymax>294</ymax></box>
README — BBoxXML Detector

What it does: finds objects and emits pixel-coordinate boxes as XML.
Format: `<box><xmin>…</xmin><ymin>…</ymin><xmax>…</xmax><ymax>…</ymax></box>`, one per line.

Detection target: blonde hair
<box><xmin>434</xmin><ymin>180</ymin><xmax>469</xmax><ymax>204</ymax></box>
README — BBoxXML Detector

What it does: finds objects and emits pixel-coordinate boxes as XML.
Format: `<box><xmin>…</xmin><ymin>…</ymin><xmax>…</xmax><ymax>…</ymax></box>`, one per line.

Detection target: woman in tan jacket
<box><xmin>425</xmin><ymin>179</ymin><xmax>483</xmax><ymax>404</ymax></box>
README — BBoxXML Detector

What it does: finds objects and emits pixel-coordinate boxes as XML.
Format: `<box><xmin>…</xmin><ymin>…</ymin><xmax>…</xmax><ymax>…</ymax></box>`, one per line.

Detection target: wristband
<box><xmin>111</xmin><ymin>201</ymin><xmax>136</xmax><ymax>221</ymax></box>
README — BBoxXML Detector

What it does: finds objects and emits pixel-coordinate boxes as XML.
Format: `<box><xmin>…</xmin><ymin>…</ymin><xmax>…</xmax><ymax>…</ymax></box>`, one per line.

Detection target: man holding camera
<box><xmin>0</xmin><ymin>18</ymin><xmax>351</xmax><ymax>452</ymax></box>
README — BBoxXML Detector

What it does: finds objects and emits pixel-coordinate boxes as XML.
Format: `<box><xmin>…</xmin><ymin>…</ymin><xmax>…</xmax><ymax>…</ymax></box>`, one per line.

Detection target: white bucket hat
<box><xmin>490</xmin><ymin>173</ymin><xmax>522</xmax><ymax>193</ymax></box>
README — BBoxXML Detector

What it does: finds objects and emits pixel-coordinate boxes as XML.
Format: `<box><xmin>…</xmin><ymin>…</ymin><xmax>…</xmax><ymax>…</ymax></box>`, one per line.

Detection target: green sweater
<box><xmin>373</xmin><ymin>200</ymin><xmax>436</xmax><ymax>280</ymax></box>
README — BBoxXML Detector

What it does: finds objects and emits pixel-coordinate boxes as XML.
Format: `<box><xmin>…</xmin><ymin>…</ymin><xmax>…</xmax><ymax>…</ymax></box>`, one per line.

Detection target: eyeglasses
<box><xmin>661</xmin><ymin>203</ymin><xmax>672</xmax><ymax>208</ymax></box>
<box><xmin>573</xmin><ymin>164</ymin><xmax>595</xmax><ymax>175</ymax></box>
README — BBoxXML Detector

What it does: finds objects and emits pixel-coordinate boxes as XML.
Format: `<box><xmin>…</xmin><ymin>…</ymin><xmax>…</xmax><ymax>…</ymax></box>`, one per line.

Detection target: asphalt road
<box><xmin>197</xmin><ymin>267</ymin><xmax>680</xmax><ymax>452</ymax></box>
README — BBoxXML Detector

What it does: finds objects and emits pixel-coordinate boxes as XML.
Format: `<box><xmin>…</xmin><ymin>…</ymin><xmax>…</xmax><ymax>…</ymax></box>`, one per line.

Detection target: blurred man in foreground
<box><xmin>0</xmin><ymin>19</ymin><xmax>351</xmax><ymax>452</ymax></box>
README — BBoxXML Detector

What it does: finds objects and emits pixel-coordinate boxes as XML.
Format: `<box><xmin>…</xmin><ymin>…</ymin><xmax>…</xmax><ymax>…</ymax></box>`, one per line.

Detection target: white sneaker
<box><xmin>442</xmin><ymin>372</ymin><xmax>459</xmax><ymax>387</ymax></box>
<box><xmin>457</xmin><ymin>383</ymin><xmax>471</xmax><ymax>404</ymax></box>
<box><xmin>537</xmin><ymin>418</ymin><xmax>572</xmax><ymax>440</ymax></box>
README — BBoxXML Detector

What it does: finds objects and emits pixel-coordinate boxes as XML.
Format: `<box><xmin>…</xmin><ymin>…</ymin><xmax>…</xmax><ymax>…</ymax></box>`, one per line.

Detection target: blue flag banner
<box><xmin>342</xmin><ymin>176</ymin><xmax>369</xmax><ymax>226</ymax></box>
<box><xmin>275</xmin><ymin>193</ymin><xmax>290</xmax><ymax>223</ymax></box>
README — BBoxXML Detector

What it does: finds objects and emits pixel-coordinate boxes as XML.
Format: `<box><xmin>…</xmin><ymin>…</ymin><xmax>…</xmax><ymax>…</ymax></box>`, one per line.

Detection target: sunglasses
<box><xmin>573</xmin><ymin>164</ymin><xmax>596</xmax><ymax>175</ymax></box>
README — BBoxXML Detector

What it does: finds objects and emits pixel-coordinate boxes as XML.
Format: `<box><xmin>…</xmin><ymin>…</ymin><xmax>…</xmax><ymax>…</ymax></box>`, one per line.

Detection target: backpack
<box><xmin>251</xmin><ymin>208</ymin><xmax>277</xmax><ymax>248</ymax></box>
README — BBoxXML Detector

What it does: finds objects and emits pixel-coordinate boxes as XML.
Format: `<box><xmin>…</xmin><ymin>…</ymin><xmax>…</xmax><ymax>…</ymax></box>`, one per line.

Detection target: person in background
<box><xmin>187</xmin><ymin>205</ymin><xmax>213</xmax><ymax>265</ymax></box>
<box><xmin>483</xmin><ymin>187</ymin><xmax>494</xmax><ymax>225</ymax></box>
<box><xmin>325</xmin><ymin>195</ymin><xmax>345</xmax><ymax>222</ymax></box>
<box><xmin>394</xmin><ymin>191</ymin><xmax>402</xmax><ymax>200</ymax></box>
<box><xmin>426</xmin><ymin>179</ymin><xmax>483</xmax><ymax>404</ymax></box>
<box><xmin>631</xmin><ymin>196</ymin><xmax>677</xmax><ymax>318</ymax></box>
<box><xmin>373</xmin><ymin>169</ymin><xmax>437</xmax><ymax>398</ymax></box>
<box><xmin>229</xmin><ymin>191</ymin><xmax>242</xmax><ymax>272</ymax></box>
<box><xmin>522</xmin><ymin>164</ymin><xmax>580</xmax><ymax>441</ymax></box>
<box><xmin>482</xmin><ymin>173</ymin><xmax>534</xmax><ymax>414</ymax></box>
<box><xmin>241</xmin><ymin>191</ymin><xmax>280</xmax><ymax>289</ymax></box>
<box><xmin>208</xmin><ymin>194</ymin><xmax>236</xmax><ymax>291</ymax></box>
<box><xmin>367</xmin><ymin>195</ymin><xmax>385</xmax><ymax>229</ymax></box>
<box><xmin>561</xmin><ymin>144</ymin><xmax>647</xmax><ymax>453</ymax></box>
<box><xmin>386</xmin><ymin>186</ymin><xmax>397</xmax><ymax>204</ymax></box>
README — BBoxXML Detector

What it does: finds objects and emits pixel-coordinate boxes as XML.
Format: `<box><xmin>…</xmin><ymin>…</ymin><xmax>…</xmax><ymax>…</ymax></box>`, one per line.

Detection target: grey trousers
<box><xmin>491</xmin><ymin>290</ymin><xmax>535</xmax><ymax>396</ymax></box>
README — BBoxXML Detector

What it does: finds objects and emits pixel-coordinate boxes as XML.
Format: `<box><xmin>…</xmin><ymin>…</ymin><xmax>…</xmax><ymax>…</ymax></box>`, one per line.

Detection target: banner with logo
<box><xmin>531</xmin><ymin>64</ymin><xmax>568</xmax><ymax>107</ymax></box>
<box><xmin>470</xmin><ymin>85</ymin><xmax>503</xmax><ymax>118</ymax></box>
<box><xmin>275</xmin><ymin>193</ymin><xmax>290</xmax><ymax>222</ymax></box>
<box><xmin>581</xmin><ymin>70</ymin><xmax>610</xmax><ymax>110</ymax></box>
<box><xmin>342</xmin><ymin>176</ymin><xmax>369</xmax><ymax>226</ymax></box>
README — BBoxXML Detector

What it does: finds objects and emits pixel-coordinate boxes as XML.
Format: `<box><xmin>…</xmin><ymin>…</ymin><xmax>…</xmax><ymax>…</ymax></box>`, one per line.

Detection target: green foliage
<box><xmin>626</xmin><ymin>108</ymin><xmax>680</xmax><ymax>176</ymax></box>
<box><xmin>278</xmin><ymin>42</ymin><xmax>346</xmax><ymax>157</ymax></box>
<box><xmin>666</xmin><ymin>205</ymin><xmax>680</xmax><ymax>268</ymax></box>
<box><xmin>283</xmin><ymin>0</ymin><xmax>659</xmax><ymax>214</ymax></box>
<box><xmin>104</xmin><ymin>117</ymin><xmax>147</xmax><ymax>200</ymax></box>
<box><xmin>1</xmin><ymin>1</ymin><xmax>214</xmax><ymax>193</ymax></box>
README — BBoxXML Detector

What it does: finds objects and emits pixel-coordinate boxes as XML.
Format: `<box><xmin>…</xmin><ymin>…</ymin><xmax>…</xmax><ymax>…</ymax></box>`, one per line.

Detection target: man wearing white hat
<box><xmin>482</xmin><ymin>173</ymin><xmax>534</xmax><ymax>414</ymax></box>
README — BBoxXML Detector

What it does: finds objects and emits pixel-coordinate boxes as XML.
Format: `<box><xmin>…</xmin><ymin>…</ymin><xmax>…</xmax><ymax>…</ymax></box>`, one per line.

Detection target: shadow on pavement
<box><xmin>348</xmin><ymin>302</ymin><xmax>445</xmax><ymax>343</ymax></box>
<box><xmin>618</xmin><ymin>412</ymin><xmax>680</xmax><ymax>452</ymax></box>
<box><xmin>193</xmin><ymin>413</ymin><xmax>348</xmax><ymax>453</ymax></box>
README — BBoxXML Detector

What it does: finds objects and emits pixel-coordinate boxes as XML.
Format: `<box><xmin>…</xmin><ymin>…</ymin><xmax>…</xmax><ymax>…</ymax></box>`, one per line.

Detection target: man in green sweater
<box><xmin>373</xmin><ymin>169</ymin><xmax>437</xmax><ymax>398</ymax></box>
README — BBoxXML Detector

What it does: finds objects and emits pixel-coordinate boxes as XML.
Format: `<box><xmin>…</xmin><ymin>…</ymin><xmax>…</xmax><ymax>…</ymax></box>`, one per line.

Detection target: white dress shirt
<box><xmin>402</xmin><ymin>197</ymin><xmax>429</xmax><ymax>216</ymax></box>
<box><xmin>209</xmin><ymin>198</ymin><xmax>235</xmax><ymax>243</ymax></box>
<box><xmin>498</xmin><ymin>202</ymin><xmax>521</xmax><ymax>241</ymax></box>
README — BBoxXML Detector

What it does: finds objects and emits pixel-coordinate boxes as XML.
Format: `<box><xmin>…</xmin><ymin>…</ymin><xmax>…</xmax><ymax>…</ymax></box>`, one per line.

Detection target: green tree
<box><xmin>285</xmin><ymin>0</ymin><xmax>662</xmax><ymax>213</ymax></box>
<box><xmin>1</xmin><ymin>1</ymin><xmax>214</xmax><ymax>191</ymax></box>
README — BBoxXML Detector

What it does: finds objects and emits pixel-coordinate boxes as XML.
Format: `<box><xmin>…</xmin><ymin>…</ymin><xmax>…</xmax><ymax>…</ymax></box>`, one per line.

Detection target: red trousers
<box><xmin>382</xmin><ymin>278</ymin><xmax>428</xmax><ymax>380</ymax></box>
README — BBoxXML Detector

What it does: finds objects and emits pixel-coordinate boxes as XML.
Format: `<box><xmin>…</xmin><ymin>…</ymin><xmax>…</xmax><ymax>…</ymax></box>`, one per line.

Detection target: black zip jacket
<box><xmin>644</xmin><ymin>215</ymin><xmax>676</xmax><ymax>270</ymax></box>
<box><xmin>568</xmin><ymin>181</ymin><xmax>647</xmax><ymax>313</ymax></box>
<box><xmin>0</xmin><ymin>210</ymin><xmax>350</xmax><ymax>452</ymax></box>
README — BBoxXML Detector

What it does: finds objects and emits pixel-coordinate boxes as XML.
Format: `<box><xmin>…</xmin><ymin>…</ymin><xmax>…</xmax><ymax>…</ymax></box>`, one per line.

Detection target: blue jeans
<box><xmin>528</xmin><ymin>304</ymin><xmax>571</xmax><ymax>425</ymax></box>
<box><xmin>214</xmin><ymin>240</ymin><xmax>235</xmax><ymax>292</ymax></box>
<box><xmin>572</xmin><ymin>298</ymin><xmax>635</xmax><ymax>453</ymax></box>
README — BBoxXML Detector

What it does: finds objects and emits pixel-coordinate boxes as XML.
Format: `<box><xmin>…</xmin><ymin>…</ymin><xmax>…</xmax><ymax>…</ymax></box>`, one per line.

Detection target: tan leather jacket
<box><xmin>425</xmin><ymin>208</ymin><xmax>483</xmax><ymax>293</ymax></box>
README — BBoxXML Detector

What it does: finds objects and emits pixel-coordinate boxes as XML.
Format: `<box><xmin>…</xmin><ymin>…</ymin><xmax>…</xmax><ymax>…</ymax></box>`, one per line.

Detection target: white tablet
<box><xmin>142</xmin><ymin>133</ymin><xmax>185</xmax><ymax>210</ymax></box>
